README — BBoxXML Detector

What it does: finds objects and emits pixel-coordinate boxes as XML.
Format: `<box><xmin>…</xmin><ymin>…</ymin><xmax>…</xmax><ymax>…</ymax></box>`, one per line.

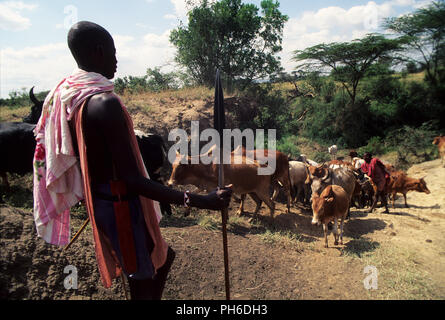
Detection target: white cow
<box><xmin>289</xmin><ymin>161</ymin><xmax>310</xmax><ymax>205</ymax></box>
<box><xmin>299</xmin><ymin>154</ymin><xmax>319</xmax><ymax>167</ymax></box>
<box><xmin>328</xmin><ymin>145</ymin><xmax>338</xmax><ymax>160</ymax></box>
<box><xmin>352</xmin><ymin>157</ymin><xmax>365</xmax><ymax>170</ymax></box>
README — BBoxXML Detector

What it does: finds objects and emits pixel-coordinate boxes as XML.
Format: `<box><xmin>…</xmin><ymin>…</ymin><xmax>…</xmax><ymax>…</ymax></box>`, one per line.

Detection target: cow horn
<box><xmin>29</xmin><ymin>87</ymin><xmax>40</xmax><ymax>105</ymax></box>
<box><xmin>321</xmin><ymin>168</ymin><xmax>330</xmax><ymax>181</ymax></box>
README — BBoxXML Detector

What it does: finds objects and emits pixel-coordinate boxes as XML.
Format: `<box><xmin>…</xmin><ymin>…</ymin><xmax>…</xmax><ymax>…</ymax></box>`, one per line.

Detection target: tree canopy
<box><xmin>385</xmin><ymin>0</ymin><xmax>445</xmax><ymax>89</ymax></box>
<box><xmin>293</xmin><ymin>34</ymin><xmax>407</xmax><ymax>104</ymax></box>
<box><xmin>169</xmin><ymin>0</ymin><xmax>288</xmax><ymax>88</ymax></box>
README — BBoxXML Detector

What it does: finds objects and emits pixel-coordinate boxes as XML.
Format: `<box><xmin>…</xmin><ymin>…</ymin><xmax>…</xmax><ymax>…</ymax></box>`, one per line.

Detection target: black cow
<box><xmin>0</xmin><ymin>88</ymin><xmax>43</xmax><ymax>189</ymax></box>
<box><xmin>0</xmin><ymin>122</ymin><xmax>36</xmax><ymax>190</ymax></box>
<box><xmin>1</xmin><ymin>91</ymin><xmax>172</xmax><ymax>216</ymax></box>
<box><xmin>24</xmin><ymin>87</ymin><xmax>44</xmax><ymax>125</ymax></box>
<box><xmin>135</xmin><ymin>130</ymin><xmax>172</xmax><ymax>216</ymax></box>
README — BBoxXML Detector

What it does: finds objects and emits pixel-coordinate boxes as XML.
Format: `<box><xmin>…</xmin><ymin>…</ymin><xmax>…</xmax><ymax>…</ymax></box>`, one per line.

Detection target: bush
<box><xmin>313</xmin><ymin>151</ymin><xmax>331</xmax><ymax>163</ymax></box>
<box><xmin>386</xmin><ymin>122</ymin><xmax>439</xmax><ymax>169</ymax></box>
<box><xmin>277</xmin><ymin>135</ymin><xmax>301</xmax><ymax>158</ymax></box>
<box><xmin>0</xmin><ymin>88</ymin><xmax>48</xmax><ymax>108</ymax></box>
<box><xmin>357</xmin><ymin>136</ymin><xmax>387</xmax><ymax>157</ymax></box>
<box><xmin>244</xmin><ymin>84</ymin><xmax>290</xmax><ymax>139</ymax></box>
<box><xmin>114</xmin><ymin>67</ymin><xmax>185</xmax><ymax>95</ymax></box>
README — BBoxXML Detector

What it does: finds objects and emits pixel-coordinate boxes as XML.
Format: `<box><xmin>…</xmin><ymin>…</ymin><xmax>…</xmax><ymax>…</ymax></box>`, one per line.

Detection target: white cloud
<box><xmin>164</xmin><ymin>14</ymin><xmax>177</xmax><ymax>20</ymax></box>
<box><xmin>0</xmin><ymin>29</ymin><xmax>178</xmax><ymax>98</ymax></box>
<box><xmin>0</xmin><ymin>43</ymin><xmax>76</xmax><ymax>98</ymax></box>
<box><xmin>114</xmin><ymin>30</ymin><xmax>177</xmax><ymax>78</ymax></box>
<box><xmin>170</xmin><ymin>0</ymin><xmax>188</xmax><ymax>19</ymax></box>
<box><xmin>0</xmin><ymin>1</ymin><xmax>36</xmax><ymax>31</ymax></box>
<box><xmin>280</xmin><ymin>0</ymin><xmax>433</xmax><ymax>72</ymax></box>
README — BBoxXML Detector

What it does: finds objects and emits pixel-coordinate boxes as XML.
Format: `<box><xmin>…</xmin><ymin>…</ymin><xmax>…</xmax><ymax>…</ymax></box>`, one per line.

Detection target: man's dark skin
<box><xmin>67</xmin><ymin>21</ymin><xmax>232</xmax><ymax>299</ymax></box>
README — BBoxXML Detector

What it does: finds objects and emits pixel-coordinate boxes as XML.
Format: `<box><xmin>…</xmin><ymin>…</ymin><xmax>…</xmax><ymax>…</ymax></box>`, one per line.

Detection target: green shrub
<box><xmin>277</xmin><ymin>135</ymin><xmax>301</xmax><ymax>158</ymax></box>
<box><xmin>313</xmin><ymin>151</ymin><xmax>331</xmax><ymax>163</ymax></box>
<box><xmin>357</xmin><ymin>136</ymin><xmax>387</xmax><ymax>156</ymax></box>
<box><xmin>386</xmin><ymin>122</ymin><xmax>439</xmax><ymax>169</ymax></box>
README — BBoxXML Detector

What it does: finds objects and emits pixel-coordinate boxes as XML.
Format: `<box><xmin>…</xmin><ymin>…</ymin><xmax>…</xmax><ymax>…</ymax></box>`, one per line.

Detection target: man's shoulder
<box><xmin>84</xmin><ymin>92</ymin><xmax>122</xmax><ymax>120</ymax></box>
<box><xmin>87</xmin><ymin>92</ymin><xmax>121</xmax><ymax>109</ymax></box>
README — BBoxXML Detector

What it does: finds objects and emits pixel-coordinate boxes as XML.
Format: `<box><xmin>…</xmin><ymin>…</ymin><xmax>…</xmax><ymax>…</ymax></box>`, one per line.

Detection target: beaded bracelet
<box><xmin>184</xmin><ymin>190</ymin><xmax>191</xmax><ymax>208</ymax></box>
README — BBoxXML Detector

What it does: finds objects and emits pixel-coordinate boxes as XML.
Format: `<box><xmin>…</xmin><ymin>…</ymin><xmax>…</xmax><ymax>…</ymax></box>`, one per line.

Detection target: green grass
<box><xmin>257</xmin><ymin>229</ymin><xmax>303</xmax><ymax>250</ymax></box>
<box><xmin>197</xmin><ymin>214</ymin><xmax>219</xmax><ymax>230</ymax></box>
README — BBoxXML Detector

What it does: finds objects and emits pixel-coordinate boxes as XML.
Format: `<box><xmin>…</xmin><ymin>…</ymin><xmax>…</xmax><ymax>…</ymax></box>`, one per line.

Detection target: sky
<box><xmin>0</xmin><ymin>0</ymin><xmax>434</xmax><ymax>98</ymax></box>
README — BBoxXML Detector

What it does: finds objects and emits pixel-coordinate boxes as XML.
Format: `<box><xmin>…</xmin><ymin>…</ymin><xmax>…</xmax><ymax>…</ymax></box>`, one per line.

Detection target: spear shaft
<box><xmin>214</xmin><ymin>70</ymin><xmax>231</xmax><ymax>300</ymax></box>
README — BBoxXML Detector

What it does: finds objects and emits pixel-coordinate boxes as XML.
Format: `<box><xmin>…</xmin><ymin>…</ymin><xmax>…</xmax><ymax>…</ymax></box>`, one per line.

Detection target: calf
<box><xmin>433</xmin><ymin>136</ymin><xmax>445</xmax><ymax>167</ymax></box>
<box><xmin>168</xmin><ymin>152</ymin><xmax>274</xmax><ymax>218</ymax></box>
<box><xmin>306</xmin><ymin>165</ymin><xmax>357</xmax><ymax>219</ymax></box>
<box><xmin>387</xmin><ymin>171</ymin><xmax>431</xmax><ymax>208</ymax></box>
<box><xmin>358</xmin><ymin>175</ymin><xmax>377</xmax><ymax>208</ymax></box>
<box><xmin>311</xmin><ymin>185</ymin><xmax>349</xmax><ymax>248</ymax></box>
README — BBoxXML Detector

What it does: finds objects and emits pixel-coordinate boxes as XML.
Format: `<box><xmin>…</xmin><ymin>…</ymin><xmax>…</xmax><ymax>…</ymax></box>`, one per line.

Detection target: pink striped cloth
<box><xmin>33</xmin><ymin>69</ymin><xmax>116</xmax><ymax>245</ymax></box>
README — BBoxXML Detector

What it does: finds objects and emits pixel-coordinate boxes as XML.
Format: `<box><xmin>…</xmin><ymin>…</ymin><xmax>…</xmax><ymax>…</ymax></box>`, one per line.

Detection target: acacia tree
<box><xmin>169</xmin><ymin>0</ymin><xmax>288</xmax><ymax>89</ymax></box>
<box><xmin>385</xmin><ymin>1</ymin><xmax>445</xmax><ymax>89</ymax></box>
<box><xmin>293</xmin><ymin>34</ymin><xmax>406</xmax><ymax>105</ymax></box>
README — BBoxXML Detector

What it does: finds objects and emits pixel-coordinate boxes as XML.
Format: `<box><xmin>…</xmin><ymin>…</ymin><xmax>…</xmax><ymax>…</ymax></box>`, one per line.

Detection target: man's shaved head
<box><xmin>68</xmin><ymin>21</ymin><xmax>117</xmax><ymax>79</ymax></box>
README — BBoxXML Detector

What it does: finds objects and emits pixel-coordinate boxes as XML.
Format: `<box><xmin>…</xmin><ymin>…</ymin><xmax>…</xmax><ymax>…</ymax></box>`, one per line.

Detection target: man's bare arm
<box><xmin>84</xmin><ymin>93</ymin><xmax>231</xmax><ymax>210</ymax></box>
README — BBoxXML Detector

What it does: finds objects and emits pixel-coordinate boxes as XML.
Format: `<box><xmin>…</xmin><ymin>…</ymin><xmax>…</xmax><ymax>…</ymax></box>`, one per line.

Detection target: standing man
<box><xmin>360</xmin><ymin>152</ymin><xmax>390</xmax><ymax>213</ymax></box>
<box><xmin>32</xmin><ymin>21</ymin><xmax>232</xmax><ymax>300</ymax></box>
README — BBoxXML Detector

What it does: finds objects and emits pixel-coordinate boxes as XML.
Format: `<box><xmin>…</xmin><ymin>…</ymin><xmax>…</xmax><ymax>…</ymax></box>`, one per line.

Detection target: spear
<box><xmin>214</xmin><ymin>69</ymin><xmax>231</xmax><ymax>300</ymax></box>
<box><xmin>64</xmin><ymin>217</ymin><xmax>89</xmax><ymax>251</ymax></box>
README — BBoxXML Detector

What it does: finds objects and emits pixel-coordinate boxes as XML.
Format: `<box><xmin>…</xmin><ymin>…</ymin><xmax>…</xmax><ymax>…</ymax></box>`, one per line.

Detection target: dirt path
<box><xmin>1</xmin><ymin>160</ymin><xmax>444</xmax><ymax>300</ymax></box>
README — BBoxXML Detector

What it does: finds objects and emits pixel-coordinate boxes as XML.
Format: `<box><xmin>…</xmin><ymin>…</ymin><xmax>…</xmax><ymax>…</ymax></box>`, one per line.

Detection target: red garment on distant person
<box><xmin>361</xmin><ymin>158</ymin><xmax>389</xmax><ymax>192</ymax></box>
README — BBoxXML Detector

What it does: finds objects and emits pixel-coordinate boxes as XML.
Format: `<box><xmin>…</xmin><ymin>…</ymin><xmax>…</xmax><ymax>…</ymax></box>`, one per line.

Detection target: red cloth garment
<box><xmin>73</xmin><ymin>97</ymin><xmax>168</xmax><ymax>288</ymax></box>
<box><xmin>361</xmin><ymin>158</ymin><xmax>389</xmax><ymax>192</ymax></box>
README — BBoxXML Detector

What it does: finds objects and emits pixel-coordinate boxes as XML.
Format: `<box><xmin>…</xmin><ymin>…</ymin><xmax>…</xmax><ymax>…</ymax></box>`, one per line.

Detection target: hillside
<box><xmin>1</xmin><ymin>159</ymin><xmax>444</xmax><ymax>300</ymax></box>
<box><xmin>1</xmin><ymin>81</ymin><xmax>444</xmax><ymax>300</ymax></box>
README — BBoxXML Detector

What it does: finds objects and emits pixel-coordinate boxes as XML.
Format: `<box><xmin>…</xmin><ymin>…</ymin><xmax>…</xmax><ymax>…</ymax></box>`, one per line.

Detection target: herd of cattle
<box><xmin>1</xmin><ymin>90</ymin><xmax>444</xmax><ymax>247</ymax></box>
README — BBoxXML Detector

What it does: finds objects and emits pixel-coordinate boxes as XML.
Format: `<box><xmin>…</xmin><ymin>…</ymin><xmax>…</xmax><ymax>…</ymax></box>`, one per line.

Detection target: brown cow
<box><xmin>311</xmin><ymin>185</ymin><xmax>350</xmax><ymax>248</ymax></box>
<box><xmin>387</xmin><ymin>171</ymin><xmax>431</xmax><ymax>208</ymax></box>
<box><xmin>433</xmin><ymin>136</ymin><xmax>445</xmax><ymax>167</ymax></box>
<box><xmin>306</xmin><ymin>164</ymin><xmax>357</xmax><ymax>219</ymax></box>
<box><xmin>168</xmin><ymin>152</ymin><xmax>275</xmax><ymax>218</ymax></box>
<box><xmin>234</xmin><ymin>147</ymin><xmax>291</xmax><ymax>213</ymax></box>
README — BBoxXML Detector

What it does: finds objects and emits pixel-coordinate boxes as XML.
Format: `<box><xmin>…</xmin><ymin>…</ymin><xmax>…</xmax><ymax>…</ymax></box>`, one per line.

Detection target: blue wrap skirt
<box><xmin>92</xmin><ymin>183</ymin><xmax>155</xmax><ymax>280</ymax></box>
